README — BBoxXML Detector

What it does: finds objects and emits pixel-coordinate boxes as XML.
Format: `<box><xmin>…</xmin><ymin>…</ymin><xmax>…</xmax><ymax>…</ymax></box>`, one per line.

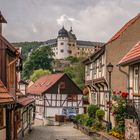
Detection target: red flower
<box><xmin>113</xmin><ymin>91</ymin><xmax>116</xmax><ymax>94</ymax></box>
<box><xmin>121</xmin><ymin>92</ymin><xmax>128</xmax><ymax>98</ymax></box>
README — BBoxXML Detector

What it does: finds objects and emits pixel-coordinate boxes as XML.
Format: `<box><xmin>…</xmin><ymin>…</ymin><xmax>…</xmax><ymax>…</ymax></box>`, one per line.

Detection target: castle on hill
<box><xmin>42</xmin><ymin>26</ymin><xmax>104</xmax><ymax>59</ymax></box>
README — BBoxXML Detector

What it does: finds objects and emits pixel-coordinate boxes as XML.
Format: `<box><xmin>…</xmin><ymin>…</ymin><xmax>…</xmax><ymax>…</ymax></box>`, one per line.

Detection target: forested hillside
<box><xmin>12</xmin><ymin>41</ymin><xmax>85</xmax><ymax>89</ymax></box>
<box><xmin>12</xmin><ymin>41</ymin><xmax>42</xmax><ymax>61</ymax></box>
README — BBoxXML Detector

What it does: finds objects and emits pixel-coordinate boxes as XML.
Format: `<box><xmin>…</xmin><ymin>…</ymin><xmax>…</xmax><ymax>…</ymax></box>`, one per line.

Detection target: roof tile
<box><xmin>17</xmin><ymin>96</ymin><xmax>34</xmax><ymax>106</ymax></box>
<box><xmin>0</xmin><ymin>80</ymin><xmax>14</xmax><ymax>104</ymax></box>
<box><xmin>27</xmin><ymin>73</ymin><xmax>64</xmax><ymax>95</ymax></box>
<box><xmin>119</xmin><ymin>41</ymin><xmax>140</xmax><ymax>65</ymax></box>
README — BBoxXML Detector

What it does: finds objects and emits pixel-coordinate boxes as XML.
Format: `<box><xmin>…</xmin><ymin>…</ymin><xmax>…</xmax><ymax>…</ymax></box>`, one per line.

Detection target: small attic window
<box><xmin>59</xmin><ymin>82</ymin><xmax>65</xmax><ymax>89</ymax></box>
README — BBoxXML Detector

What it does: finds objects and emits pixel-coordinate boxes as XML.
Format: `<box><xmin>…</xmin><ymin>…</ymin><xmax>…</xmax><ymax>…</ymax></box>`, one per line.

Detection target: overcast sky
<box><xmin>0</xmin><ymin>0</ymin><xmax>140</xmax><ymax>43</ymax></box>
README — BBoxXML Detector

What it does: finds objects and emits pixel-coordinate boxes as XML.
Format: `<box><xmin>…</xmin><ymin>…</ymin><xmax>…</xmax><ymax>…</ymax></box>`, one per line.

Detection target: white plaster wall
<box><xmin>100</xmin><ymin>91</ymin><xmax>105</xmax><ymax>106</ymax></box>
<box><xmin>85</xmin><ymin>64</ymin><xmax>92</xmax><ymax>81</ymax></box>
<box><xmin>45</xmin><ymin>108</ymin><xmax>63</xmax><ymax>117</ymax></box>
<box><xmin>78</xmin><ymin>95</ymin><xmax>83</xmax><ymax>106</ymax></box>
<box><xmin>104</xmin><ymin>110</ymin><xmax>108</xmax><ymax>122</ymax></box>
<box><xmin>79</xmin><ymin>108</ymin><xmax>84</xmax><ymax>114</ymax></box>
<box><xmin>57</xmin><ymin>37</ymin><xmax>69</xmax><ymax>59</ymax></box>
<box><xmin>44</xmin><ymin>94</ymin><xmax>83</xmax><ymax>117</ymax></box>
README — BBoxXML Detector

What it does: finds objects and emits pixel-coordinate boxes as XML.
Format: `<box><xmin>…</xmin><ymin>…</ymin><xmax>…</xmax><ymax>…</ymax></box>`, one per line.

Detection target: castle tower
<box><xmin>57</xmin><ymin>26</ymin><xmax>69</xmax><ymax>59</ymax></box>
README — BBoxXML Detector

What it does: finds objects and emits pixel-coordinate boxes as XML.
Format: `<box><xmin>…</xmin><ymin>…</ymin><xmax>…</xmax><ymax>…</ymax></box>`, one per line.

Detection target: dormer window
<box><xmin>59</xmin><ymin>82</ymin><xmax>65</xmax><ymax>89</ymax></box>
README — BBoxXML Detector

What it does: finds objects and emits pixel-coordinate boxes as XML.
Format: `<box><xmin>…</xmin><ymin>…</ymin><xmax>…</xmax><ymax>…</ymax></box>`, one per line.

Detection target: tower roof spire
<box><xmin>0</xmin><ymin>11</ymin><xmax>7</xmax><ymax>23</ymax></box>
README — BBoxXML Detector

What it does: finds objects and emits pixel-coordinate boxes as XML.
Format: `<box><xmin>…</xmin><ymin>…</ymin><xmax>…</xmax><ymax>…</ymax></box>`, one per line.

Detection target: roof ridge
<box><xmin>107</xmin><ymin>13</ymin><xmax>140</xmax><ymax>44</ymax></box>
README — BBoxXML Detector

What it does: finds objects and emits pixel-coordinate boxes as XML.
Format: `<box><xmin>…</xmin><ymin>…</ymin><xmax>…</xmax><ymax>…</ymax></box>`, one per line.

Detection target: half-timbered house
<box><xmin>0</xmin><ymin>11</ymin><xmax>35</xmax><ymax>140</ymax></box>
<box><xmin>118</xmin><ymin>41</ymin><xmax>140</xmax><ymax>140</ymax></box>
<box><xmin>27</xmin><ymin>73</ymin><xmax>83</xmax><ymax>119</ymax></box>
<box><xmin>83</xmin><ymin>13</ymin><xmax>140</xmax><ymax>126</ymax></box>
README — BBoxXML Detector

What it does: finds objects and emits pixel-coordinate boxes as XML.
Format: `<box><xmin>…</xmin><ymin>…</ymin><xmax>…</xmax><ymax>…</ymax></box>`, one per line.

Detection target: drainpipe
<box><xmin>118</xmin><ymin>65</ymin><xmax>129</xmax><ymax>93</ymax></box>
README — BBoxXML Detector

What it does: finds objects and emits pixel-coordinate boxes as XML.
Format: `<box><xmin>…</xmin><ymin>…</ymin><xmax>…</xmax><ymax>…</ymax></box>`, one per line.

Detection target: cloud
<box><xmin>0</xmin><ymin>0</ymin><xmax>140</xmax><ymax>42</ymax></box>
<box><xmin>57</xmin><ymin>14</ymin><xmax>79</xmax><ymax>29</ymax></box>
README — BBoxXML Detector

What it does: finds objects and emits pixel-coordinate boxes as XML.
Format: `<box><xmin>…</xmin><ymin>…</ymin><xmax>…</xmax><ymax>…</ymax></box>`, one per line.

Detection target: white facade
<box><xmin>84</xmin><ymin>50</ymin><xmax>110</xmax><ymax>122</ymax></box>
<box><xmin>128</xmin><ymin>65</ymin><xmax>140</xmax><ymax>109</ymax></box>
<box><xmin>85</xmin><ymin>53</ymin><xmax>106</xmax><ymax>83</ymax></box>
<box><xmin>56</xmin><ymin>37</ymin><xmax>69</xmax><ymax>59</ymax></box>
<box><xmin>32</xmin><ymin>93</ymin><xmax>83</xmax><ymax>119</ymax></box>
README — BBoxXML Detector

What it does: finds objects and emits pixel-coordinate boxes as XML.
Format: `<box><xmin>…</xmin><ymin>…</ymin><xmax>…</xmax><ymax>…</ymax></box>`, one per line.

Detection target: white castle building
<box><xmin>43</xmin><ymin>26</ymin><xmax>104</xmax><ymax>59</ymax></box>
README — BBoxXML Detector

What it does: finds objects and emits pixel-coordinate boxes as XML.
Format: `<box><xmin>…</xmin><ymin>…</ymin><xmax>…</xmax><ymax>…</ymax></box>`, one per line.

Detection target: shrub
<box><xmin>85</xmin><ymin>117</ymin><xmax>94</xmax><ymax>127</ymax></box>
<box><xmin>87</xmin><ymin>104</ymin><xmax>99</xmax><ymax>118</ymax></box>
<box><xmin>74</xmin><ymin>114</ymin><xmax>82</xmax><ymax>123</ymax></box>
<box><xmin>74</xmin><ymin>114</ymin><xmax>88</xmax><ymax>125</ymax></box>
<box><xmin>80</xmin><ymin>114</ymin><xmax>88</xmax><ymax>125</ymax></box>
<box><xmin>96</xmin><ymin>109</ymin><xmax>105</xmax><ymax>120</ymax></box>
<box><xmin>93</xmin><ymin>119</ymin><xmax>103</xmax><ymax>131</ymax></box>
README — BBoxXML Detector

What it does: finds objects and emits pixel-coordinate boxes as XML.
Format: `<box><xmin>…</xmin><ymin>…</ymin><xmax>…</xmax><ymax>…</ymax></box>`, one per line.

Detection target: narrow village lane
<box><xmin>23</xmin><ymin>120</ymin><xmax>92</xmax><ymax>140</ymax></box>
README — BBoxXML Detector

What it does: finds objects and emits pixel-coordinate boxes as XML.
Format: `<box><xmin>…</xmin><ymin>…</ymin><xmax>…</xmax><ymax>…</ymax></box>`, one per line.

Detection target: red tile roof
<box><xmin>27</xmin><ymin>73</ymin><xmax>64</xmax><ymax>95</ymax></box>
<box><xmin>119</xmin><ymin>41</ymin><xmax>140</xmax><ymax>66</ymax></box>
<box><xmin>108</xmin><ymin>13</ymin><xmax>140</xmax><ymax>44</ymax></box>
<box><xmin>17</xmin><ymin>96</ymin><xmax>34</xmax><ymax>106</ymax></box>
<box><xmin>0</xmin><ymin>80</ymin><xmax>14</xmax><ymax>104</ymax></box>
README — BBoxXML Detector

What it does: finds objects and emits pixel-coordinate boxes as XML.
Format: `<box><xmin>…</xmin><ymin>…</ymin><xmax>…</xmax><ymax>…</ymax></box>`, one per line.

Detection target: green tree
<box><xmin>13</xmin><ymin>41</ymin><xmax>42</xmax><ymax>61</ymax></box>
<box><xmin>23</xmin><ymin>45</ymin><xmax>54</xmax><ymax>79</ymax></box>
<box><xmin>66</xmin><ymin>56</ymin><xmax>78</xmax><ymax>64</ymax></box>
<box><xmin>64</xmin><ymin>62</ymin><xmax>85</xmax><ymax>89</ymax></box>
<box><xmin>30</xmin><ymin>69</ymin><xmax>51</xmax><ymax>82</ymax></box>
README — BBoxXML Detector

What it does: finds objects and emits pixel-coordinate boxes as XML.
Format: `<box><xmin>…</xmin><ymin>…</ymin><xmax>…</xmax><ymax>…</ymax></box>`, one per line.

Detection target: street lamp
<box><xmin>107</xmin><ymin>62</ymin><xmax>113</xmax><ymax>131</ymax></box>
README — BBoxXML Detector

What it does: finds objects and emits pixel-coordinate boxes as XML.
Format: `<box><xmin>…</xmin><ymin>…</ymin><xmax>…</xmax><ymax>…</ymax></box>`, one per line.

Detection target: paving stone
<box><xmin>23</xmin><ymin>121</ymin><xmax>92</xmax><ymax>140</ymax></box>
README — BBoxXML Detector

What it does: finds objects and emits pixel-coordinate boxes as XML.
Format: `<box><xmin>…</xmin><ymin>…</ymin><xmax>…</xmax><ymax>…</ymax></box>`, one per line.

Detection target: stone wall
<box><xmin>125</xmin><ymin>119</ymin><xmax>139</xmax><ymax>140</ymax></box>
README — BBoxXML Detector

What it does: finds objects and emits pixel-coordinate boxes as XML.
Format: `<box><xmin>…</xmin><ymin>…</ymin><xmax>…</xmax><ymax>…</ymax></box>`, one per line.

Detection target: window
<box><xmin>134</xmin><ymin>66</ymin><xmax>139</xmax><ymax>93</ymax></box>
<box><xmin>59</xmin><ymin>82</ymin><xmax>65</xmax><ymax>89</ymax></box>
<box><xmin>68</xmin><ymin>50</ymin><xmax>72</xmax><ymax>54</ymax></box>
<box><xmin>73</xmin><ymin>44</ymin><xmax>75</xmax><ymax>46</ymax></box>
<box><xmin>99</xmin><ymin>57</ymin><xmax>102</xmax><ymax>72</ymax></box>
<box><xmin>60</xmin><ymin>49</ymin><xmax>64</xmax><ymax>53</ymax></box>
<box><xmin>67</xmin><ymin>95</ymin><xmax>77</xmax><ymax>102</ymax></box>
<box><xmin>86</xmin><ymin>65</ymin><xmax>90</xmax><ymax>76</ymax></box>
<box><xmin>92</xmin><ymin>62</ymin><xmax>97</xmax><ymax>75</ymax></box>
<box><xmin>60</xmin><ymin>42</ymin><xmax>64</xmax><ymax>45</ymax></box>
<box><xmin>92</xmin><ymin>92</ymin><xmax>97</xmax><ymax>104</ymax></box>
<box><xmin>0</xmin><ymin>109</ymin><xmax>4</xmax><ymax>128</ymax></box>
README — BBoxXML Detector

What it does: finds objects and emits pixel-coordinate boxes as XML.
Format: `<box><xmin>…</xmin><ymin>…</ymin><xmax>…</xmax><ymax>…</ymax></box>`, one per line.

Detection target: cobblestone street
<box><xmin>23</xmin><ymin>120</ymin><xmax>92</xmax><ymax>140</ymax></box>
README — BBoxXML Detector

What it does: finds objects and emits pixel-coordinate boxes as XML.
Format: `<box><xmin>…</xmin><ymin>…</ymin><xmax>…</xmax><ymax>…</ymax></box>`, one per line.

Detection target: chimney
<box><xmin>0</xmin><ymin>11</ymin><xmax>7</xmax><ymax>35</ymax></box>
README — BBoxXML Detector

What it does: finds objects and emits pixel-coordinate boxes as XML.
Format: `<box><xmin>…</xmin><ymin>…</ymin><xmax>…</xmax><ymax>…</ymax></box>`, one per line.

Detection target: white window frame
<box><xmin>133</xmin><ymin>66</ymin><xmax>139</xmax><ymax>94</ymax></box>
